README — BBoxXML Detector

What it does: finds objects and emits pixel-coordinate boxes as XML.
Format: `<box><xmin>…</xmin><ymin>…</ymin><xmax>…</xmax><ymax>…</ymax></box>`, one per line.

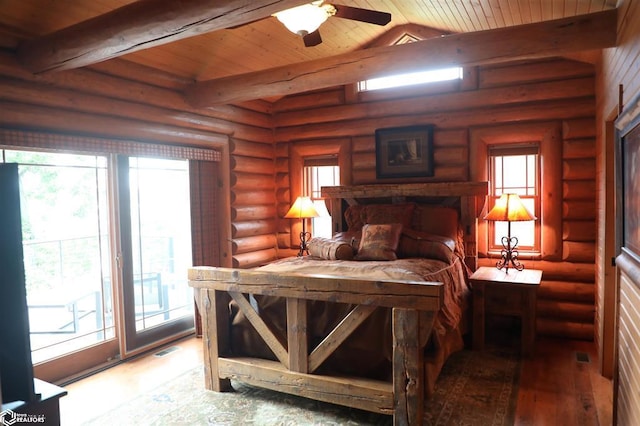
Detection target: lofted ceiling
<box><xmin>0</xmin><ymin>0</ymin><xmax>618</xmax><ymax>104</ymax></box>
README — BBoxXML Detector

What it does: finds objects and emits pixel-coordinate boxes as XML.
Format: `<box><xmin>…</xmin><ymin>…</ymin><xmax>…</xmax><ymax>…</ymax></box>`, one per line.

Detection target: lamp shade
<box><xmin>273</xmin><ymin>3</ymin><xmax>334</xmax><ymax>36</ymax></box>
<box><xmin>484</xmin><ymin>193</ymin><xmax>536</xmax><ymax>222</ymax></box>
<box><xmin>285</xmin><ymin>196</ymin><xmax>320</xmax><ymax>219</ymax></box>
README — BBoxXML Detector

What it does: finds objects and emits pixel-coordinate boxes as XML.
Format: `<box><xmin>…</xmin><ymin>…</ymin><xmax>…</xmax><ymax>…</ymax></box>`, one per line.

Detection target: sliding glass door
<box><xmin>117</xmin><ymin>156</ymin><xmax>194</xmax><ymax>351</ymax></box>
<box><xmin>5</xmin><ymin>150</ymin><xmax>119</xmax><ymax>380</ymax></box>
<box><xmin>3</xmin><ymin>147</ymin><xmax>203</xmax><ymax>382</ymax></box>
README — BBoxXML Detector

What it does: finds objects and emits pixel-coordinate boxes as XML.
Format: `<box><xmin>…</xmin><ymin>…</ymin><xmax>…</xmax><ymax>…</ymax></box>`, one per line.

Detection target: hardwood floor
<box><xmin>515</xmin><ymin>338</ymin><xmax>613</xmax><ymax>426</ymax></box>
<box><xmin>58</xmin><ymin>335</ymin><xmax>612</xmax><ymax>425</ymax></box>
<box><xmin>59</xmin><ymin>336</ymin><xmax>203</xmax><ymax>426</ymax></box>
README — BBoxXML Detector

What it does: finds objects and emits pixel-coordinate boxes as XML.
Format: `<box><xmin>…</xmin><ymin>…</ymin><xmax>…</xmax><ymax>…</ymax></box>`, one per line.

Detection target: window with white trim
<box><xmin>303</xmin><ymin>157</ymin><xmax>339</xmax><ymax>238</ymax></box>
<box><xmin>488</xmin><ymin>145</ymin><xmax>540</xmax><ymax>253</ymax></box>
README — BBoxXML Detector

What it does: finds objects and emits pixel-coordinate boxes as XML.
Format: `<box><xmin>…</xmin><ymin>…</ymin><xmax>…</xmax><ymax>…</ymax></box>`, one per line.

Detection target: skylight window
<box><xmin>358</xmin><ymin>66</ymin><xmax>463</xmax><ymax>92</ymax></box>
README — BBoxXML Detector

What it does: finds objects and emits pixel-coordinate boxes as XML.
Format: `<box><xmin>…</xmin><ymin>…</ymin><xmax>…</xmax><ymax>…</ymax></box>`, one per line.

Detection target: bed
<box><xmin>189</xmin><ymin>182</ymin><xmax>487</xmax><ymax>425</ymax></box>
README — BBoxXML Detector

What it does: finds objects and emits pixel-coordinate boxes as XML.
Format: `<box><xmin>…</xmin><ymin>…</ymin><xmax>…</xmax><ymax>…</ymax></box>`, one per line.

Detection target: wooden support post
<box><xmin>287</xmin><ymin>298</ymin><xmax>308</xmax><ymax>373</ymax></box>
<box><xmin>201</xmin><ymin>289</ymin><xmax>232</xmax><ymax>392</ymax></box>
<box><xmin>392</xmin><ymin>308</ymin><xmax>426</xmax><ymax>425</ymax></box>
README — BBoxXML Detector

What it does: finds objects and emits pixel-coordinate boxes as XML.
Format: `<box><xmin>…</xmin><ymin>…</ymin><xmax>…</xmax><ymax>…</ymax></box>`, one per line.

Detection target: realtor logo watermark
<box><xmin>0</xmin><ymin>410</ymin><xmax>45</xmax><ymax>426</ymax></box>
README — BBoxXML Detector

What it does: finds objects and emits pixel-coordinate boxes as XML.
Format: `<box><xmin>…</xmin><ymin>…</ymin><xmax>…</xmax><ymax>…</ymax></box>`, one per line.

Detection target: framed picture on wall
<box><xmin>616</xmin><ymin>92</ymin><xmax>640</xmax><ymax>262</ymax></box>
<box><xmin>375</xmin><ymin>125</ymin><xmax>434</xmax><ymax>179</ymax></box>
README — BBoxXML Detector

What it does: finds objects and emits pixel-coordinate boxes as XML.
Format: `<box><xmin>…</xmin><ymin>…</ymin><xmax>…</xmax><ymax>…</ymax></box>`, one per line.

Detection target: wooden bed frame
<box><xmin>188</xmin><ymin>182</ymin><xmax>487</xmax><ymax>425</ymax></box>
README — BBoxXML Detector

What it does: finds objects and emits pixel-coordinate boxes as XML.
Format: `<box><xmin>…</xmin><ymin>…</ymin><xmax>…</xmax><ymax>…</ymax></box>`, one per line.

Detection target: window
<box><xmin>303</xmin><ymin>158</ymin><xmax>339</xmax><ymax>238</ymax></box>
<box><xmin>356</xmin><ymin>32</ymin><xmax>462</xmax><ymax>93</ymax></box>
<box><xmin>6</xmin><ymin>150</ymin><xmax>113</xmax><ymax>363</ymax></box>
<box><xmin>357</xmin><ymin>67</ymin><xmax>463</xmax><ymax>92</ymax></box>
<box><xmin>1</xmin><ymin>129</ymin><xmax>220</xmax><ymax>382</ymax></box>
<box><xmin>488</xmin><ymin>146</ymin><xmax>540</xmax><ymax>253</ymax></box>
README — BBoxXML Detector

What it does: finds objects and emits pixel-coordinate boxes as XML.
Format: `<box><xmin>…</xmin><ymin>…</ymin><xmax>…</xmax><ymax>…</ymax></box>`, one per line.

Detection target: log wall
<box><xmin>0</xmin><ymin>50</ymin><xmax>276</xmax><ymax>269</ymax></box>
<box><xmin>273</xmin><ymin>57</ymin><xmax>597</xmax><ymax>340</ymax></box>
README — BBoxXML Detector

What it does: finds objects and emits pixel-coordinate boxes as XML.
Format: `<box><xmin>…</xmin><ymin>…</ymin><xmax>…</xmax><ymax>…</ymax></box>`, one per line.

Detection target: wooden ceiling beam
<box><xmin>17</xmin><ymin>0</ymin><xmax>309</xmax><ymax>73</ymax></box>
<box><xmin>185</xmin><ymin>9</ymin><xmax>617</xmax><ymax>107</ymax></box>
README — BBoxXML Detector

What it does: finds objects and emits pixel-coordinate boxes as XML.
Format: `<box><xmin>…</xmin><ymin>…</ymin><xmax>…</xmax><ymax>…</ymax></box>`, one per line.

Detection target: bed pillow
<box><xmin>363</xmin><ymin>203</ymin><xmax>415</xmax><ymax>228</ymax></box>
<box><xmin>332</xmin><ymin>230</ymin><xmax>361</xmax><ymax>253</ymax></box>
<box><xmin>397</xmin><ymin>228</ymin><xmax>457</xmax><ymax>263</ymax></box>
<box><xmin>355</xmin><ymin>223</ymin><xmax>403</xmax><ymax>261</ymax></box>
<box><xmin>344</xmin><ymin>205</ymin><xmax>366</xmax><ymax>231</ymax></box>
<box><xmin>308</xmin><ymin>237</ymin><xmax>354</xmax><ymax>260</ymax></box>
<box><xmin>411</xmin><ymin>205</ymin><xmax>459</xmax><ymax>240</ymax></box>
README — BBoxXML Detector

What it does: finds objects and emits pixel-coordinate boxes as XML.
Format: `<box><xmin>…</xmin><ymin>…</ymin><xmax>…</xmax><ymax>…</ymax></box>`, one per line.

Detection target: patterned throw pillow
<box><xmin>308</xmin><ymin>237</ymin><xmax>354</xmax><ymax>260</ymax></box>
<box><xmin>355</xmin><ymin>223</ymin><xmax>403</xmax><ymax>261</ymax></box>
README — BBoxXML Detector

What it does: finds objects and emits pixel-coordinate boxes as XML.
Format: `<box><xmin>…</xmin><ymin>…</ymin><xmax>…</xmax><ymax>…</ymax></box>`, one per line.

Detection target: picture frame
<box><xmin>616</xmin><ymin>92</ymin><xmax>640</xmax><ymax>263</ymax></box>
<box><xmin>375</xmin><ymin>125</ymin><xmax>434</xmax><ymax>179</ymax></box>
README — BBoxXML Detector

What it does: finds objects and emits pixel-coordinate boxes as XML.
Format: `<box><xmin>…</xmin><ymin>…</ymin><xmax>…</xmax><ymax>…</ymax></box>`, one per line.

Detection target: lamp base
<box><xmin>297</xmin><ymin>231</ymin><xmax>312</xmax><ymax>257</ymax></box>
<box><xmin>495</xmin><ymin>235</ymin><xmax>524</xmax><ymax>274</ymax></box>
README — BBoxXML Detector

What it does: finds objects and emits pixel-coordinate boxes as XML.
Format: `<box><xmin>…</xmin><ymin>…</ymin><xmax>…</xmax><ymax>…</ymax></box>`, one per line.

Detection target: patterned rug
<box><xmin>85</xmin><ymin>347</ymin><xmax>520</xmax><ymax>425</ymax></box>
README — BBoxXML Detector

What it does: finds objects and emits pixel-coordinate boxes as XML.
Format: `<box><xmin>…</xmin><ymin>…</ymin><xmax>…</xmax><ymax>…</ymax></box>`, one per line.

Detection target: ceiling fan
<box><xmin>272</xmin><ymin>1</ymin><xmax>392</xmax><ymax>47</ymax></box>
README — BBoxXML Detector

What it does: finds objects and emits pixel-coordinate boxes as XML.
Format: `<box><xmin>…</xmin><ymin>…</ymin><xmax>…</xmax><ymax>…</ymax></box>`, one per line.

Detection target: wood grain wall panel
<box><xmin>479</xmin><ymin>59</ymin><xmax>594</xmax><ymax>88</ymax></box>
<box><xmin>232</xmin><ymin>235</ymin><xmax>278</xmax><ymax>254</ymax></box>
<box><xmin>274</xmin><ymin>77</ymin><xmax>594</xmax><ymax>131</ymax></box>
<box><xmin>352</xmin><ymin>136</ymin><xmax>375</xmax><ymax>153</ymax></box>
<box><xmin>563</xmin><ymin>201</ymin><xmax>596</xmax><ymax>220</ymax></box>
<box><xmin>563</xmin><ymin>158</ymin><xmax>596</xmax><ymax>180</ymax></box>
<box><xmin>1</xmin><ymin>101</ymin><xmax>230</xmax><ymax>147</ymax></box>
<box><xmin>229</xmin><ymin>139</ymin><xmax>274</xmax><ymax>158</ymax></box>
<box><xmin>433</xmin><ymin>147</ymin><xmax>468</xmax><ymax>165</ymax></box>
<box><xmin>538</xmin><ymin>280</ymin><xmax>595</xmax><ymax>303</ymax></box>
<box><xmin>232</xmin><ymin>205</ymin><xmax>277</xmax><ymax>222</ymax></box>
<box><xmin>562</xmin><ymin>241</ymin><xmax>595</xmax><ymax>263</ymax></box>
<box><xmin>537</xmin><ymin>299</ymin><xmax>594</xmax><ymax>322</ymax></box>
<box><xmin>232</xmin><ymin>220</ymin><xmax>278</xmax><ymax>239</ymax></box>
<box><xmin>563</xmin><ymin>180</ymin><xmax>597</xmax><ymax>200</ymax></box>
<box><xmin>230</xmin><ymin>156</ymin><xmax>275</xmax><ymax>175</ymax></box>
<box><xmin>0</xmin><ymin>51</ymin><xmax>272</xmax><ymax>130</ymax></box>
<box><xmin>231</xmin><ymin>172</ymin><xmax>275</xmax><ymax>190</ymax></box>
<box><xmin>273</xmin><ymin>89</ymin><xmax>345</xmax><ymax>112</ymax></box>
<box><xmin>537</xmin><ymin>318</ymin><xmax>594</xmax><ymax>340</ymax></box>
<box><xmin>563</xmin><ymin>138</ymin><xmax>596</xmax><ymax>159</ymax></box>
<box><xmin>232</xmin><ymin>248</ymin><xmax>279</xmax><ymax>269</ymax></box>
<box><xmin>617</xmin><ymin>269</ymin><xmax>640</xmax><ymax>426</ymax></box>
<box><xmin>351</xmin><ymin>152</ymin><xmax>375</xmax><ymax>169</ymax></box>
<box><xmin>230</xmin><ymin>189</ymin><xmax>276</xmax><ymax>206</ymax></box>
<box><xmin>563</xmin><ymin>118</ymin><xmax>596</xmax><ymax>140</ymax></box>
<box><xmin>434</xmin><ymin>129</ymin><xmax>468</xmax><ymax>147</ymax></box>
<box><xmin>563</xmin><ymin>220</ymin><xmax>597</xmax><ymax>242</ymax></box>
<box><xmin>0</xmin><ymin>77</ymin><xmax>269</xmax><ymax>142</ymax></box>
<box><xmin>275</xmin><ymin>188</ymin><xmax>290</xmax><ymax>204</ymax></box>
<box><xmin>275</xmin><ymin>98</ymin><xmax>595</xmax><ymax>141</ymax></box>
<box><xmin>598</xmin><ymin>0</ymin><xmax>640</xmax><ymax>382</ymax></box>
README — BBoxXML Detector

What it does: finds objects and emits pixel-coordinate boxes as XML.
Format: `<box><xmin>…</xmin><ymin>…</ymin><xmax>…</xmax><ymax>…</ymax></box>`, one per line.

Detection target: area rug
<box><xmin>84</xmin><ymin>347</ymin><xmax>520</xmax><ymax>425</ymax></box>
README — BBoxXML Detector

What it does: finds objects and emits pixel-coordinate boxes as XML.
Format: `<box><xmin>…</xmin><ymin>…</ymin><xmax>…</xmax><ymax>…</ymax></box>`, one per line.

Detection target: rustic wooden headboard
<box><xmin>321</xmin><ymin>182</ymin><xmax>488</xmax><ymax>270</ymax></box>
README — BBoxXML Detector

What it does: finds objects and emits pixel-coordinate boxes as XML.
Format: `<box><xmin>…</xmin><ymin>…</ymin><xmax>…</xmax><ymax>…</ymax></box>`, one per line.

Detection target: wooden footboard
<box><xmin>188</xmin><ymin>266</ymin><xmax>444</xmax><ymax>425</ymax></box>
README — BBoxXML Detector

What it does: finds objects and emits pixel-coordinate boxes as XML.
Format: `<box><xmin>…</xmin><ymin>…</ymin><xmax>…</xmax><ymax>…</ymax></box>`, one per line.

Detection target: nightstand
<box><xmin>470</xmin><ymin>266</ymin><xmax>542</xmax><ymax>356</ymax></box>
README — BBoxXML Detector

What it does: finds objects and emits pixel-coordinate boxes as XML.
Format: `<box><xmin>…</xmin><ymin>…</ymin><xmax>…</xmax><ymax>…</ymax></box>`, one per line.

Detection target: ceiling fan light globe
<box><xmin>273</xmin><ymin>3</ymin><xmax>331</xmax><ymax>36</ymax></box>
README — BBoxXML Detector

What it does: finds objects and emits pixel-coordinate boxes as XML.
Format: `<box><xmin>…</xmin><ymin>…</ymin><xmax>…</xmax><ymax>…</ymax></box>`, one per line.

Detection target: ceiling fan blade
<box><xmin>331</xmin><ymin>4</ymin><xmax>391</xmax><ymax>26</ymax></box>
<box><xmin>303</xmin><ymin>29</ymin><xmax>323</xmax><ymax>47</ymax></box>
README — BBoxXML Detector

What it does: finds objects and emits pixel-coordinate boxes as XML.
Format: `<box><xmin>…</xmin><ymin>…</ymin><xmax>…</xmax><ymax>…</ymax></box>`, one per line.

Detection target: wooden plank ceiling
<box><xmin>0</xmin><ymin>0</ymin><xmax>618</xmax><ymax>103</ymax></box>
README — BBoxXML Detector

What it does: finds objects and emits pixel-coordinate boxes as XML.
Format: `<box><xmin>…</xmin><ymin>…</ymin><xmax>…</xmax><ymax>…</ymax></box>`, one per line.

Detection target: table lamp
<box><xmin>285</xmin><ymin>196</ymin><xmax>320</xmax><ymax>256</ymax></box>
<box><xmin>484</xmin><ymin>193</ymin><xmax>536</xmax><ymax>273</ymax></box>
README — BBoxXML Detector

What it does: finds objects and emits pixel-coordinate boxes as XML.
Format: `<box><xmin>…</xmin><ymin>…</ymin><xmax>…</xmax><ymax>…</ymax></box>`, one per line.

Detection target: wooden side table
<box><xmin>470</xmin><ymin>266</ymin><xmax>542</xmax><ymax>356</ymax></box>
